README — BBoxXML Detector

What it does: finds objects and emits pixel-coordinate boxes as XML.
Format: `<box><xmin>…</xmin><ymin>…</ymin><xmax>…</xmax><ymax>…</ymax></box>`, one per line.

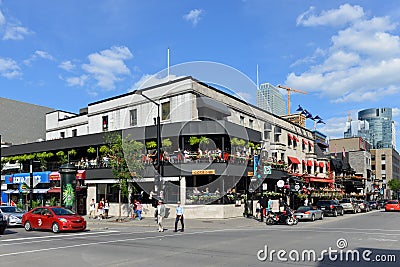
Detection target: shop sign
<box><xmin>5</xmin><ymin>172</ymin><xmax>50</xmax><ymax>184</ymax></box>
<box><xmin>192</xmin><ymin>169</ymin><xmax>215</xmax><ymax>175</ymax></box>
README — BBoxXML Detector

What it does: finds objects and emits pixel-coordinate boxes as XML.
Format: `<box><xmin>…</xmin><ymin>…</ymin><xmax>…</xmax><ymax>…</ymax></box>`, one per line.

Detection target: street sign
<box><xmin>263</xmin><ymin>166</ymin><xmax>272</xmax><ymax>175</ymax></box>
<box><xmin>277</xmin><ymin>180</ymin><xmax>284</xmax><ymax>188</ymax></box>
<box><xmin>262</xmin><ymin>183</ymin><xmax>268</xmax><ymax>191</ymax></box>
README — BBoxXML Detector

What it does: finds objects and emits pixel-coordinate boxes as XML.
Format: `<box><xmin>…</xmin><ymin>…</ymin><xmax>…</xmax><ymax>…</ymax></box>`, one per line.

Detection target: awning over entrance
<box><xmin>288</xmin><ymin>133</ymin><xmax>294</xmax><ymax>140</ymax></box>
<box><xmin>47</xmin><ymin>187</ymin><xmax>61</xmax><ymax>193</ymax></box>
<box><xmin>308</xmin><ymin>141</ymin><xmax>314</xmax><ymax>147</ymax></box>
<box><xmin>309</xmin><ymin>177</ymin><xmax>334</xmax><ymax>183</ymax></box>
<box><xmin>307</xmin><ymin>160</ymin><xmax>313</xmax><ymax>167</ymax></box>
<box><xmin>4</xmin><ymin>189</ymin><xmax>50</xmax><ymax>194</ymax></box>
<box><xmin>49</xmin><ymin>170</ymin><xmax>86</xmax><ymax>180</ymax></box>
<box><xmin>288</xmin><ymin>156</ymin><xmax>300</xmax><ymax>164</ymax></box>
<box><xmin>319</xmin><ymin>162</ymin><xmax>325</xmax><ymax>168</ymax></box>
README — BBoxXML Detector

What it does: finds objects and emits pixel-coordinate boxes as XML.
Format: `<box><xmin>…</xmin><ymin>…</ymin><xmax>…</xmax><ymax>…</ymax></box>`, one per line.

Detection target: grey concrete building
<box><xmin>0</xmin><ymin>97</ymin><xmax>54</xmax><ymax>145</ymax></box>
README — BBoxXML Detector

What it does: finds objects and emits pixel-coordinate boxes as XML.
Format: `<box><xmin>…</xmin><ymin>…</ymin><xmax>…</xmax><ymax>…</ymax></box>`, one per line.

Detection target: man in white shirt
<box><xmin>174</xmin><ymin>201</ymin><xmax>184</xmax><ymax>232</ymax></box>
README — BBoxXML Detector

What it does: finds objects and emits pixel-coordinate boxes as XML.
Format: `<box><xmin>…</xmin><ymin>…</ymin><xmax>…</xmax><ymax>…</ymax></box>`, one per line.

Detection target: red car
<box><xmin>22</xmin><ymin>206</ymin><xmax>86</xmax><ymax>233</ymax></box>
<box><xmin>385</xmin><ymin>200</ymin><xmax>400</xmax><ymax>212</ymax></box>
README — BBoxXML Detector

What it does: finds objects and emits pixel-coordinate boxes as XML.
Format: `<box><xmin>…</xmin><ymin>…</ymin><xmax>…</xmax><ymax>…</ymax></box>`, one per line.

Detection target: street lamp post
<box><xmin>135</xmin><ymin>90</ymin><xmax>162</xmax><ymax>197</ymax></box>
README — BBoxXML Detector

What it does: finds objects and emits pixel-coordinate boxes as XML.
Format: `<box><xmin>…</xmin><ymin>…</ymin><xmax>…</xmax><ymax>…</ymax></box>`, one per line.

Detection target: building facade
<box><xmin>358</xmin><ymin>108</ymin><xmax>396</xmax><ymax>149</ymax></box>
<box><xmin>2</xmin><ymin>77</ymin><xmax>322</xmax><ymax>216</ymax></box>
<box><xmin>256</xmin><ymin>83</ymin><xmax>285</xmax><ymax>116</ymax></box>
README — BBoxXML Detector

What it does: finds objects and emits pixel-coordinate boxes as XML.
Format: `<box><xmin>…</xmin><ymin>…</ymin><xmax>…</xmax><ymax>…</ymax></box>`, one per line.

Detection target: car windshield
<box><xmin>317</xmin><ymin>201</ymin><xmax>331</xmax><ymax>205</ymax></box>
<box><xmin>296</xmin><ymin>206</ymin><xmax>310</xmax><ymax>212</ymax></box>
<box><xmin>387</xmin><ymin>200</ymin><xmax>399</xmax><ymax>204</ymax></box>
<box><xmin>340</xmin><ymin>199</ymin><xmax>350</xmax><ymax>203</ymax></box>
<box><xmin>369</xmin><ymin>201</ymin><xmax>376</xmax><ymax>204</ymax></box>
<box><xmin>51</xmin><ymin>207</ymin><xmax>76</xmax><ymax>216</ymax></box>
<box><xmin>0</xmin><ymin>207</ymin><xmax>24</xmax><ymax>213</ymax></box>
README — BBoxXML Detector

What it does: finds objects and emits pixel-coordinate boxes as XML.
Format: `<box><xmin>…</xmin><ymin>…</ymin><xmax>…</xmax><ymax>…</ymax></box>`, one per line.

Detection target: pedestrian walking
<box><xmin>88</xmin><ymin>198</ymin><xmax>96</xmax><ymax>219</ymax></box>
<box><xmin>97</xmin><ymin>198</ymin><xmax>105</xmax><ymax>220</ymax></box>
<box><xmin>174</xmin><ymin>201</ymin><xmax>184</xmax><ymax>232</ymax></box>
<box><xmin>157</xmin><ymin>200</ymin><xmax>166</xmax><ymax>232</ymax></box>
<box><xmin>136</xmin><ymin>200</ymin><xmax>143</xmax><ymax>220</ymax></box>
<box><xmin>104</xmin><ymin>200</ymin><xmax>110</xmax><ymax>219</ymax></box>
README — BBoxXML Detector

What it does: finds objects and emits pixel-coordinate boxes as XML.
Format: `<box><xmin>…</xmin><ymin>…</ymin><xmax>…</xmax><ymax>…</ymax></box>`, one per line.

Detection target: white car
<box><xmin>0</xmin><ymin>206</ymin><xmax>26</xmax><ymax>226</ymax></box>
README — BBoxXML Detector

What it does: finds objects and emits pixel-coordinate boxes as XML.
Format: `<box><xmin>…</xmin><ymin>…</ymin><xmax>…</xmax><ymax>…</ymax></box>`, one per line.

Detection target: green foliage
<box><xmin>99</xmin><ymin>145</ymin><xmax>110</xmax><ymax>155</ymax></box>
<box><xmin>387</xmin><ymin>179</ymin><xmax>400</xmax><ymax>197</ymax></box>
<box><xmin>68</xmin><ymin>149</ymin><xmax>77</xmax><ymax>157</ymax></box>
<box><xmin>87</xmin><ymin>147</ymin><xmax>96</xmax><ymax>154</ymax></box>
<box><xmin>56</xmin><ymin>151</ymin><xmax>68</xmax><ymax>164</ymax></box>
<box><xmin>189</xmin><ymin>136</ymin><xmax>200</xmax><ymax>145</ymax></box>
<box><xmin>162</xmin><ymin>138</ymin><xmax>172</xmax><ymax>148</ymax></box>
<box><xmin>104</xmin><ymin>132</ymin><xmax>145</xmax><ymax>198</ymax></box>
<box><xmin>146</xmin><ymin>141</ymin><xmax>157</xmax><ymax>149</ymax></box>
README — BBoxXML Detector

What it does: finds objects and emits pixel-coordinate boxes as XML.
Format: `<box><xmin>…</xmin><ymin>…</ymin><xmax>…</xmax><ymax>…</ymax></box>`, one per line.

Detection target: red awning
<box><xmin>288</xmin><ymin>156</ymin><xmax>300</xmax><ymax>164</ymax></box>
<box><xmin>309</xmin><ymin>141</ymin><xmax>314</xmax><ymax>147</ymax></box>
<box><xmin>327</xmin><ymin>162</ymin><xmax>331</xmax><ymax>171</ymax></box>
<box><xmin>302</xmin><ymin>160</ymin><xmax>306</xmax><ymax>165</ymax></box>
<box><xmin>307</xmin><ymin>160</ymin><xmax>313</xmax><ymax>167</ymax></box>
<box><xmin>47</xmin><ymin>187</ymin><xmax>61</xmax><ymax>193</ymax></box>
<box><xmin>293</xmin><ymin>136</ymin><xmax>299</xmax><ymax>142</ymax></box>
<box><xmin>288</xmin><ymin>133</ymin><xmax>294</xmax><ymax>140</ymax></box>
<box><xmin>319</xmin><ymin>162</ymin><xmax>325</xmax><ymax>168</ymax></box>
<box><xmin>76</xmin><ymin>170</ymin><xmax>86</xmax><ymax>179</ymax></box>
<box><xmin>314</xmin><ymin>160</ymin><xmax>318</xmax><ymax>166</ymax></box>
<box><xmin>302</xmin><ymin>139</ymin><xmax>308</xmax><ymax>145</ymax></box>
<box><xmin>309</xmin><ymin>177</ymin><xmax>334</xmax><ymax>183</ymax></box>
<box><xmin>50</xmin><ymin>172</ymin><xmax>60</xmax><ymax>180</ymax></box>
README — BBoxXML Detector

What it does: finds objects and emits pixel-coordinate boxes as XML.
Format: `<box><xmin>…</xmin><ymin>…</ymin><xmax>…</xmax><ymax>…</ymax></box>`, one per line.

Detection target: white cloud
<box><xmin>287</xmin><ymin>5</ymin><xmax>400</xmax><ymax>104</ymax></box>
<box><xmin>59</xmin><ymin>60</ymin><xmax>75</xmax><ymax>72</ymax></box>
<box><xmin>64</xmin><ymin>75</ymin><xmax>88</xmax><ymax>87</ymax></box>
<box><xmin>183</xmin><ymin>9</ymin><xmax>204</xmax><ymax>26</ymax></box>
<box><xmin>3</xmin><ymin>24</ymin><xmax>32</xmax><ymax>40</ymax></box>
<box><xmin>81</xmin><ymin>46</ymin><xmax>133</xmax><ymax>90</ymax></box>
<box><xmin>297</xmin><ymin>4</ymin><xmax>364</xmax><ymax>27</ymax></box>
<box><xmin>23</xmin><ymin>50</ymin><xmax>55</xmax><ymax>65</ymax></box>
<box><xmin>0</xmin><ymin>57</ymin><xmax>21</xmax><ymax>79</ymax></box>
<box><xmin>317</xmin><ymin>116</ymin><xmax>348</xmax><ymax>140</ymax></box>
<box><xmin>0</xmin><ymin>10</ymin><xmax>5</xmax><ymax>26</ymax></box>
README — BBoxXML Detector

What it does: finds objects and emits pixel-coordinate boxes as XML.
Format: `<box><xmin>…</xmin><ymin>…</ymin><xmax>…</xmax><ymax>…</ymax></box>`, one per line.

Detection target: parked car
<box><xmin>355</xmin><ymin>200</ymin><xmax>371</xmax><ymax>212</ymax></box>
<box><xmin>22</xmin><ymin>206</ymin><xmax>86</xmax><ymax>233</ymax></box>
<box><xmin>385</xmin><ymin>200</ymin><xmax>400</xmax><ymax>212</ymax></box>
<box><xmin>368</xmin><ymin>201</ymin><xmax>382</xmax><ymax>210</ymax></box>
<box><xmin>293</xmin><ymin>206</ymin><xmax>324</xmax><ymax>221</ymax></box>
<box><xmin>378</xmin><ymin>199</ymin><xmax>388</xmax><ymax>209</ymax></box>
<box><xmin>0</xmin><ymin>210</ymin><xmax>7</xmax><ymax>235</ymax></box>
<box><xmin>316</xmin><ymin>200</ymin><xmax>344</xmax><ymax>217</ymax></box>
<box><xmin>339</xmin><ymin>198</ymin><xmax>359</xmax><ymax>214</ymax></box>
<box><xmin>0</xmin><ymin>206</ymin><xmax>26</xmax><ymax>226</ymax></box>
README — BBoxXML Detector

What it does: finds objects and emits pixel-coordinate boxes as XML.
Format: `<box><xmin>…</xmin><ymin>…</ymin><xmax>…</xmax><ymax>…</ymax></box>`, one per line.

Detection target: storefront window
<box><xmin>97</xmin><ymin>184</ymin><xmax>128</xmax><ymax>203</ymax></box>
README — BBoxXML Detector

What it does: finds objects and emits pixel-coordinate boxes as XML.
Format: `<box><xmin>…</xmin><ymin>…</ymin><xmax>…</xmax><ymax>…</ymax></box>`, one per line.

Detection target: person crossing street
<box><xmin>174</xmin><ymin>201</ymin><xmax>184</xmax><ymax>232</ymax></box>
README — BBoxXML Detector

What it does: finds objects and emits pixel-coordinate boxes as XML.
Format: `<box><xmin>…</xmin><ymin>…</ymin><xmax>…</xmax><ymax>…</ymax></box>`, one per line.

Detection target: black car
<box><xmin>369</xmin><ymin>201</ymin><xmax>382</xmax><ymax>210</ymax></box>
<box><xmin>377</xmin><ymin>199</ymin><xmax>388</xmax><ymax>209</ymax></box>
<box><xmin>0</xmin><ymin>210</ymin><xmax>7</xmax><ymax>235</ymax></box>
<box><xmin>356</xmin><ymin>200</ymin><xmax>371</xmax><ymax>212</ymax></box>
<box><xmin>316</xmin><ymin>200</ymin><xmax>344</xmax><ymax>217</ymax></box>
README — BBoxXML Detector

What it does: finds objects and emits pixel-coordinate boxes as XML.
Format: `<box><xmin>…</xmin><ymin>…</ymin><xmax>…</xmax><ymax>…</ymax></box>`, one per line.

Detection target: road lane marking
<box><xmin>368</xmin><ymin>238</ymin><xmax>398</xmax><ymax>242</ymax></box>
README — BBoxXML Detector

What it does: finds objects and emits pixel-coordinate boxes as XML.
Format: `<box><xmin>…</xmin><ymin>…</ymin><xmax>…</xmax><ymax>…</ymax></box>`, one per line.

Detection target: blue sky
<box><xmin>0</xmin><ymin>0</ymin><xmax>399</xmax><ymax>145</ymax></box>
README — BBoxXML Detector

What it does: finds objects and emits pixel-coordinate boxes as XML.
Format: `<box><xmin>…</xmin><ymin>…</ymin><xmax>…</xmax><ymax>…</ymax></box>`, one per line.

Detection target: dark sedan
<box><xmin>0</xmin><ymin>210</ymin><xmax>7</xmax><ymax>234</ymax></box>
<box><xmin>316</xmin><ymin>200</ymin><xmax>344</xmax><ymax>217</ymax></box>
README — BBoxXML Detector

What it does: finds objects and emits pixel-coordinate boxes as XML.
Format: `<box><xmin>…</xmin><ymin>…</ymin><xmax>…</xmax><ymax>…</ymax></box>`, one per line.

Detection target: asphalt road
<box><xmin>0</xmin><ymin>209</ymin><xmax>399</xmax><ymax>267</ymax></box>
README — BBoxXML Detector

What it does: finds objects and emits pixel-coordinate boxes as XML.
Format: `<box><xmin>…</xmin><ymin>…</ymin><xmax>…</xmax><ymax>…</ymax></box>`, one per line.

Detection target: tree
<box><xmin>387</xmin><ymin>179</ymin><xmax>400</xmax><ymax>199</ymax></box>
<box><xmin>87</xmin><ymin>147</ymin><xmax>96</xmax><ymax>154</ymax></box>
<box><xmin>56</xmin><ymin>151</ymin><xmax>68</xmax><ymax>164</ymax></box>
<box><xmin>104</xmin><ymin>132</ymin><xmax>144</xmax><ymax>220</ymax></box>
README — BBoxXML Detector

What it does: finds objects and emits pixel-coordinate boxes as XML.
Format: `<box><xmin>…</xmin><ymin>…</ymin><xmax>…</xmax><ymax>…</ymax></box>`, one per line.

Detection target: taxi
<box><xmin>22</xmin><ymin>206</ymin><xmax>86</xmax><ymax>233</ymax></box>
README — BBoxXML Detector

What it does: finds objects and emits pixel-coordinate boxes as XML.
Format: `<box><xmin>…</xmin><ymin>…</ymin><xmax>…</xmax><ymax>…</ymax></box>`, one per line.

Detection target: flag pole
<box><xmin>167</xmin><ymin>47</ymin><xmax>170</xmax><ymax>82</ymax></box>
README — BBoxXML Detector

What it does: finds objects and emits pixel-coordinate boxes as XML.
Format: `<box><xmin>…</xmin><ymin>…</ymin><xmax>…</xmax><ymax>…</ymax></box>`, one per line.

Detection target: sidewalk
<box><xmin>85</xmin><ymin>215</ymin><xmax>267</xmax><ymax>230</ymax></box>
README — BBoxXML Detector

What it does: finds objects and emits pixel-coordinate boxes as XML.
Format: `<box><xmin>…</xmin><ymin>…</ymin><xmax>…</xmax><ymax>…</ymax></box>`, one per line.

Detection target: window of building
<box><xmin>371</xmin><ymin>164</ymin><xmax>375</xmax><ymax>170</ymax></box>
<box><xmin>382</xmin><ymin>164</ymin><xmax>386</xmax><ymax>170</ymax></box>
<box><xmin>162</xmin><ymin>102</ymin><xmax>170</xmax><ymax>120</ymax></box>
<box><xmin>264</xmin><ymin>131</ymin><xmax>270</xmax><ymax>140</ymax></box>
<box><xmin>60</xmin><ymin>132</ymin><xmax>65</xmax><ymax>138</ymax></box>
<box><xmin>102</xmin><ymin>116</ymin><xmax>108</xmax><ymax>131</ymax></box>
<box><xmin>381</xmin><ymin>154</ymin><xmax>386</xmax><ymax>160</ymax></box>
<box><xmin>371</xmin><ymin>155</ymin><xmax>375</xmax><ymax>161</ymax></box>
<box><xmin>274</xmin><ymin>134</ymin><xmax>280</xmax><ymax>143</ymax></box>
<box><xmin>249</xmin><ymin>119</ymin><xmax>254</xmax><ymax>128</ymax></box>
<box><xmin>130</xmin><ymin>109</ymin><xmax>138</xmax><ymax>126</ymax></box>
<box><xmin>240</xmin><ymin>116</ymin><xmax>245</xmax><ymax>125</ymax></box>
<box><xmin>97</xmin><ymin>184</ymin><xmax>128</xmax><ymax>203</ymax></box>
<box><xmin>72</xmin><ymin>129</ymin><xmax>77</xmax><ymax>137</ymax></box>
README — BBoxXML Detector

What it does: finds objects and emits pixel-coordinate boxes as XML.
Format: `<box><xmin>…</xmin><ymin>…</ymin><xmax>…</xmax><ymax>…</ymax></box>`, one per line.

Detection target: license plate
<box><xmin>321</xmin><ymin>207</ymin><xmax>325</xmax><ymax>210</ymax></box>
<box><xmin>390</xmin><ymin>208</ymin><xmax>394</xmax><ymax>210</ymax></box>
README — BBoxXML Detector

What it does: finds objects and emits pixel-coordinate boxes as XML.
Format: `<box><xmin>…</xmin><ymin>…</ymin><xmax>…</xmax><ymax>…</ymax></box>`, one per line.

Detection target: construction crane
<box><xmin>277</xmin><ymin>85</ymin><xmax>308</xmax><ymax>115</ymax></box>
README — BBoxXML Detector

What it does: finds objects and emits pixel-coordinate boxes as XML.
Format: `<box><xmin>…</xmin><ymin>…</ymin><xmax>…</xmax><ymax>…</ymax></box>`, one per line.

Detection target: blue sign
<box><xmin>5</xmin><ymin>171</ymin><xmax>50</xmax><ymax>185</ymax></box>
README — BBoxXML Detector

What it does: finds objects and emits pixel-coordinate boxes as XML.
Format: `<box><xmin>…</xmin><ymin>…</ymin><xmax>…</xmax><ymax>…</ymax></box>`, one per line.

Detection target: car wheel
<box><xmin>352</xmin><ymin>209</ymin><xmax>356</xmax><ymax>214</ymax></box>
<box><xmin>340</xmin><ymin>209</ymin><xmax>344</xmax><ymax>216</ymax></box>
<box><xmin>311</xmin><ymin>214</ymin><xmax>315</xmax><ymax>221</ymax></box>
<box><xmin>52</xmin><ymin>223</ymin><xmax>60</xmax><ymax>233</ymax></box>
<box><xmin>320</xmin><ymin>213</ymin><xmax>324</xmax><ymax>220</ymax></box>
<box><xmin>24</xmin><ymin>221</ymin><xmax>32</xmax><ymax>231</ymax></box>
<box><xmin>333</xmin><ymin>210</ymin><xmax>338</xmax><ymax>217</ymax></box>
